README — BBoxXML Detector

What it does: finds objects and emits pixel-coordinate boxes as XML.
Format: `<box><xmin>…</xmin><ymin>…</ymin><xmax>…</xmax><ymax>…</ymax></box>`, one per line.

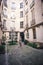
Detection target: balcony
<box><xmin>31</xmin><ymin>19</ymin><xmax>35</xmax><ymax>26</ymax></box>
<box><xmin>1</xmin><ymin>25</ymin><xmax>7</xmax><ymax>31</ymax></box>
<box><xmin>30</xmin><ymin>0</ymin><xmax>35</xmax><ymax>9</ymax></box>
<box><xmin>3</xmin><ymin>0</ymin><xmax>7</xmax><ymax>7</ymax></box>
<box><xmin>25</xmin><ymin>0</ymin><xmax>28</xmax><ymax>5</ymax></box>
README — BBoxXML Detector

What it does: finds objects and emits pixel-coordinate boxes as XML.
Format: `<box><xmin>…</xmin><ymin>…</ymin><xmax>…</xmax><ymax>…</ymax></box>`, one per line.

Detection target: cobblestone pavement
<box><xmin>0</xmin><ymin>54</ymin><xmax>6</xmax><ymax>65</ymax></box>
<box><xmin>8</xmin><ymin>45</ymin><xmax>43</xmax><ymax>65</ymax></box>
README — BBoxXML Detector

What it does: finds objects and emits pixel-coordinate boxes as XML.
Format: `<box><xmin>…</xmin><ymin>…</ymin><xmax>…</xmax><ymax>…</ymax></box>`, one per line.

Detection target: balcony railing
<box><xmin>31</xmin><ymin>19</ymin><xmax>35</xmax><ymax>26</ymax></box>
<box><xmin>25</xmin><ymin>0</ymin><xmax>28</xmax><ymax>5</ymax></box>
<box><xmin>30</xmin><ymin>0</ymin><xmax>35</xmax><ymax>9</ymax></box>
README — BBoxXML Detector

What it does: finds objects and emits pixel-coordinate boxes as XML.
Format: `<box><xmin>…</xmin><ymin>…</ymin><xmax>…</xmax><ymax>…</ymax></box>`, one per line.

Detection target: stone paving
<box><xmin>0</xmin><ymin>45</ymin><xmax>43</xmax><ymax>65</ymax></box>
<box><xmin>0</xmin><ymin>54</ymin><xmax>6</xmax><ymax>65</ymax></box>
<box><xmin>8</xmin><ymin>45</ymin><xmax>43</xmax><ymax>65</ymax></box>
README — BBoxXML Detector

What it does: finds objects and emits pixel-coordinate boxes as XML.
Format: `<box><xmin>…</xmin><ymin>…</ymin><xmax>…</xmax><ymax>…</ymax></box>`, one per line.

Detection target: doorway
<box><xmin>20</xmin><ymin>32</ymin><xmax>24</xmax><ymax>42</ymax></box>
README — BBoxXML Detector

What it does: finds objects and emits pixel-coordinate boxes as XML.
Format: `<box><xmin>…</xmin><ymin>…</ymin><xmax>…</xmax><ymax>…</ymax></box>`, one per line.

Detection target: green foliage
<box><xmin>2</xmin><ymin>35</ymin><xmax>6</xmax><ymax>45</ymax></box>
<box><xmin>27</xmin><ymin>42</ymin><xmax>37</xmax><ymax>48</ymax></box>
<box><xmin>2</xmin><ymin>35</ymin><xmax>6</xmax><ymax>41</ymax></box>
<box><xmin>24</xmin><ymin>40</ymin><xmax>28</xmax><ymax>45</ymax></box>
<box><xmin>8</xmin><ymin>41</ymin><xmax>17</xmax><ymax>45</ymax></box>
<box><xmin>0</xmin><ymin>45</ymin><xmax>5</xmax><ymax>54</ymax></box>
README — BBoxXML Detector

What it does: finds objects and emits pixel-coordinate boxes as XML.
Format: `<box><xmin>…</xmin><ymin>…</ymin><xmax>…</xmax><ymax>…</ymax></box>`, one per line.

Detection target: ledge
<box><xmin>24</xmin><ymin>22</ymin><xmax>43</xmax><ymax>31</ymax></box>
<box><xmin>26</xmin><ymin>39</ymin><xmax>43</xmax><ymax>45</ymax></box>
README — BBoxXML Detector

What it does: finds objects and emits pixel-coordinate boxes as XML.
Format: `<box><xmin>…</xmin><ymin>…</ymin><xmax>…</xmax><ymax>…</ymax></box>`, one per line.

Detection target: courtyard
<box><xmin>0</xmin><ymin>44</ymin><xmax>43</xmax><ymax>65</ymax></box>
<box><xmin>0</xmin><ymin>0</ymin><xmax>43</xmax><ymax>65</ymax></box>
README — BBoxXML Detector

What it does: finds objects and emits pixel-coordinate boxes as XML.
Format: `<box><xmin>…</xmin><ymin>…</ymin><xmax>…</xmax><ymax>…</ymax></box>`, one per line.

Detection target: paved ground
<box><xmin>8</xmin><ymin>45</ymin><xmax>43</xmax><ymax>65</ymax></box>
<box><xmin>0</xmin><ymin>54</ymin><xmax>6</xmax><ymax>65</ymax></box>
<box><xmin>0</xmin><ymin>44</ymin><xmax>43</xmax><ymax>65</ymax></box>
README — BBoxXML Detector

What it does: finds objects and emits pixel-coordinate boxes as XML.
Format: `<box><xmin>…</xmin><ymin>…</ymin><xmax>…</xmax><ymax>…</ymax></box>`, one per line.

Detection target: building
<box><xmin>0</xmin><ymin>0</ymin><xmax>2</xmax><ymax>44</ymax></box>
<box><xmin>24</xmin><ymin>0</ymin><xmax>43</xmax><ymax>47</ymax></box>
<box><xmin>1</xmin><ymin>0</ymin><xmax>43</xmax><ymax>46</ymax></box>
<box><xmin>2</xmin><ymin>0</ymin><xmax>24</xmax><ymax>42</ymax></box>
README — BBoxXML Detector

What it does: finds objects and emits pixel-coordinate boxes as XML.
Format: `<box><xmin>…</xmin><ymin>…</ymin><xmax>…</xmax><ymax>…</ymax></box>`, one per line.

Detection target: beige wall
<box><xmin>2</xmin><ymin>0</ymin><xmax>24</xmax><ymax>41</ymax></box>
<box><xmin>0</xmin><ymin>28</ymin><xmax>2</xmax><ymax>39</ymax></box>
<box><xmin>0</xmin><ymin>1</ymin><xmax>2</xmax><ymax>40</ymax></box>
<box><xmin>24</xmin><ymin>0</ymin><xmax>43</xmax><ymax>42</ymax></box>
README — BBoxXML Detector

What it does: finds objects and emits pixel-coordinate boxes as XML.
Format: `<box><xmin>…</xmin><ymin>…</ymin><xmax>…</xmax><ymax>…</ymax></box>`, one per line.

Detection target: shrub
<box><xmin>8</xmin><ymin>41</ymin><xmax>17</xmax><ymax>45</ymax></box>
<box><xmin>24</xmin><ymin>40</ymin><xmax>29</xmax><ymax>45</ymax></box>
<box><xmin>0</xmin><ymin>45</ymin><xmax>5</xmax><ymax>54</ymax></box>
<box><xmin>1</xmin><ymin>42</ymin><xmax>6</xmax><ymax>45</ymax></box>
<box><xmin>1</xmin><ymin>35</ymin><xmax>6</xmax><ymax>45</ymax></box>
<box><xmin>27</xmin><ymin>42</ymin><xmax>37</xmax><ymax>48</ymax></box>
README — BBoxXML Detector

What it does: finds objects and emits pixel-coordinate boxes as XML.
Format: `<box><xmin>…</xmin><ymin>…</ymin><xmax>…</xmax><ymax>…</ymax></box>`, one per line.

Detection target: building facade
<box><xmin>0</xmin><ymin>0</ymin><xmax>2</xmax><ymax>44</ymax></box>
<box><xmin>24</xmin><ymin>0</ymin><xmax>43</xmax><ymax>47</ymax></box>
<box><xmin>1</xmin><ymin>0</ymin><xmax>43</xmax><ymax>46</ymax></box>
<box><xmin>2</xmin><ymin>0</ymin><xmax>24</xmax><ymax>42</ymax></box>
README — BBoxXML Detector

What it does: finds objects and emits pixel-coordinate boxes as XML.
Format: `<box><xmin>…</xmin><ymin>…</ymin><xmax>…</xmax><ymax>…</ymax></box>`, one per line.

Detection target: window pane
<box><xmin>3</xmin><ymin>8</ymin><xmax>7</xmax><ymax>18</ymax></box>
<box><xmin>3</xmin><ymin>19</ymin><xmax>6</xmax><ymax>28</ymax></box>
<box><xmin>3</xmin><ymin>0</ymin><xmax>7</xmax><ymax>7</ymax></box>
<box><xmin>11</xmin><ymin>2</ymin><xmax>16</xmax><ymax>10</ymax></box>
<box><xmin>20</xmin><ymin>21</ymin><xmax>23</xmax><ymax>28</ymax></box>
<box><xmin>20</xmin><ymin>11</ymin><xmax>23</xmax><ymax>18</ymax></box>
<box><xmin>26</xmin><ymin>31</ymin><xmax>29</xmax><ymax>38</ymax></box>
<box><xmin>20</xmin><ymin>2</ymin><xmax>23</xmax><ymax>8</ymax></box>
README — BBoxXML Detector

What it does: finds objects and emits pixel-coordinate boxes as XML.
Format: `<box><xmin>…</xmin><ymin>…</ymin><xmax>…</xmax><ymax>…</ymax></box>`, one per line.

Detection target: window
<box><xmin>31</xmin><ymin>8</ymin><xmax>35</xmax><ymax>20</ymax></box>
<box><xmin>20</xmin><ymin>11</ymin><xmax>23</xmax><ymax>18</ymax></box>
<box><xmin>0</xmin><ymin>0</ymin><xmax>2</xmax><ymax>5</ymax></box>
<box><xmin>26</xmin><ymin>15</ymin><xmax>28</xmax><ymax>23</ymax></box>
<box><xmin>25</xmin><ymin>8</ymin><xmax>28</xmax><ymax>14</ymax></box>
<box><xmin>41</xmin><ymin>0</ymin><xmax>43</xmax><ymax>2</ymax></box>
<box><xmin>25</xmin><ymin>0</ymin><xmax>28</xmax><ymax>5</ymax></box>
<box><xmin>26</xmin><ymin>15</ymin><xmax>29</xmax><ymax>29</ymax></box>
<box><xmin>3</xmin><ymin>0</ymin><xmax>7</xmax><ymax>7</ymax></box>
<box><xmin>20</xmin><ymin>21</ymin><xmax>23</xmax><ymax>28</ymax></box>
<box><xmin>20</xmin><ymin>2</ymin><xmax>23</xmax><ymax>8</ymax></box>
<box><xmin>33</xmin><ymin>28</ymin><xmax>36</xmax><ymax>39</ymax></box>
<box><xmin>3</xmin><ymin>8</ymin><xmax>7</xmax><ymax>18</ymax></box>
<box><xmin>31</xmin><ymin>8</ymin><xmax>35</xmax><ymax>26</ymax></box>
<box><xmin>11</xmin><ymin>2</ymin><xmax>16</xmax><ymax>10</ymax></box>
<box><xmin>0</xmin><ymin>15</ymin><xmax>1</xmax><ymax>22</ymax></box>
<box><xmin>41</xmin><ymin>0</ymin><xmax>43</xmax><ymax>16</ymax></box>
<box><xmin>3</xmin><ymin>19</ymin><xmax>6</xmax><ymax>28</ymax></box>
<box><xmin>26</xmin><ymin>30</ymin><xmax>29</xmax><ymax>38</ymax></box>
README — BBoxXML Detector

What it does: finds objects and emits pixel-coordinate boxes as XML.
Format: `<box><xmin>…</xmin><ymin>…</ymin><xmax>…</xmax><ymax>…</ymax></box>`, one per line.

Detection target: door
<box><xmin>20</xmin><ymin>32</ymin><xmax>24</xmax><ymax>42</ymax></box>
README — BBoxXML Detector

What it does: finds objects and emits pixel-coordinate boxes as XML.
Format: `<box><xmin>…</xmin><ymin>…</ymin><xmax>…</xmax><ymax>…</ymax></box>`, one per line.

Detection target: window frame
<box><xmin>20</xmin><ymin>2</ymin><xmax>23</xmax><ymax>8</ymax></box>
<box><xmin>20</xmin><ymin>21</ymin><xmax>23</xmax><ymax>28</ymax></box>
<box><xmin>20</xmin><ymin>11</ymin><xmax>23</xmax><ymax>18</ymax></box>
